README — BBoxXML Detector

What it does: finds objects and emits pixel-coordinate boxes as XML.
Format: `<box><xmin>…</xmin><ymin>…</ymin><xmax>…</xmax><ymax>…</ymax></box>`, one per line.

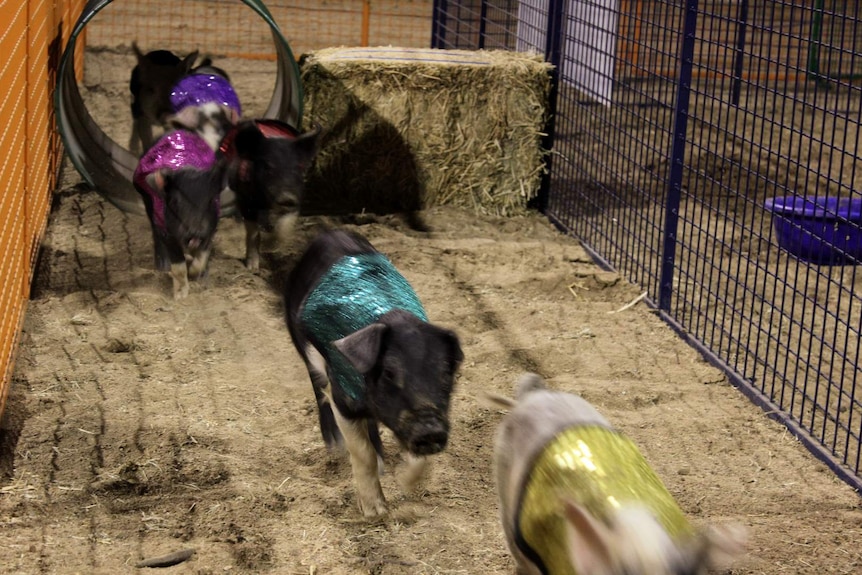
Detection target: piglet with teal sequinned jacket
<box><xmin>284</xmin><ymin>229</ymin><xmax>464</xmax><ymax>517</ymax></box>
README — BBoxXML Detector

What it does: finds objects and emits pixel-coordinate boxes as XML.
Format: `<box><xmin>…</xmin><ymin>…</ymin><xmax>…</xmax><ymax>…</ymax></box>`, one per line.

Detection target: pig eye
<box><xmin>381</xmin><ymin>366</ymin><xmax>397</xmax><ymax>384</ymax></box>
<box><xmin>379</xmin><ymin>365</ymin><xmax>404</xmax><ymax>389</ymax></box>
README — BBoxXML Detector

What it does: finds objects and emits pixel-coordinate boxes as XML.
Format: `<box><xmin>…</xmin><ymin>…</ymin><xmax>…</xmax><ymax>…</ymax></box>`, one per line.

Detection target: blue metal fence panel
<box><xmin>433</xmin><ymin>0</ymin><xmax>862</xmax><ymax>493</ymax></box>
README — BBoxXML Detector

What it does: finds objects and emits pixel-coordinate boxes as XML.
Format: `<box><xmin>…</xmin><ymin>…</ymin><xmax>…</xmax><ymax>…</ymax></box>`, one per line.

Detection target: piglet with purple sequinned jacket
<box><xmin>486</xmin><ymin>373</ymin><xmax>747</xmax><ymax>575</ymax></box>
<box><xmin>284</xmin><ymin>229</ymin><xmax>464</xmax><ymax>516</ymax></box>
<box><xmin>168</xmin><ymin>70</ymin><xmax>242</xmax><ymax>153</ymax></box>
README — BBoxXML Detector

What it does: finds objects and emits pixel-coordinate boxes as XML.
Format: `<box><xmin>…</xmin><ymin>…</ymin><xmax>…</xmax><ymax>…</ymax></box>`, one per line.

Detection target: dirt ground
<box><xmin>2</xmin><ymin>48</ymin><xmax>862</xmax><ymax>575</ymax></box>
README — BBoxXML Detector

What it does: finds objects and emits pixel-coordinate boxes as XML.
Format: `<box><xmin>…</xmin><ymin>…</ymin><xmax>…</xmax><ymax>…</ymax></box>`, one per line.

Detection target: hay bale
<box><xmin>299</xmin><ymin>47</ymin><xmax>553</xmax><ymax>216</ymax></box>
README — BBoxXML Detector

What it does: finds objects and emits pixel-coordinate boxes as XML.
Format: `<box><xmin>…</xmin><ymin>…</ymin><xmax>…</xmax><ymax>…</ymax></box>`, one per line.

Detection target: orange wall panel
<box><xmin>0</xmin><ymin>0</ymin><xmax>76</xmax><ymax>418</ymax></box>
<box><xmin>28</xmin><ymin>0</ymin><xmax>56</xmax><ymax>270</ymax></box>
<box><xmin>0</xmin><ymin>2</ymin><xmax>31</xmax><ymax>416</ymax></box>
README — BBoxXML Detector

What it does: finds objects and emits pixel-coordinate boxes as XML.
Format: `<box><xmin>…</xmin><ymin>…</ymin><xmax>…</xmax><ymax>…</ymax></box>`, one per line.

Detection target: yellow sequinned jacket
<box><xmin>516</xmin><ymin>425</ymin><xmax>693</xmax><ymax>575</ymax></box>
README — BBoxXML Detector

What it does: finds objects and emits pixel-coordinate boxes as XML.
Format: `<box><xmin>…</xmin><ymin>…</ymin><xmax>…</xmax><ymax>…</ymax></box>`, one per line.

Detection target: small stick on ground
<box><xmin>134</xmin><ymin>548</ymin><xmax>196</xmax><ymax>568</ymax></box>
<box><xmin>608</xmin><ymin>291</ymin><xmax>648</xmax><ymax>314</ymax></box>
<box><xmin>567</xmin><ymin>281</ymin><xmax>588</xmax><ymax>299</ymax></box>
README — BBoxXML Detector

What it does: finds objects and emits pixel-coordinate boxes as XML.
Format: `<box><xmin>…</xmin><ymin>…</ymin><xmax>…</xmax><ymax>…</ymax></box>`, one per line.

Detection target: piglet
<box><xmin>133</xmin><ymin>130</ymin><xmax>225</xmax><ymax>299</ymax></box>
<box><xmin>169</xmin><ymin>72</ymin><xmax>242</xmax><ymax>152</ymax></box>
<box><xmin>223</xmin><ymin>120</ymin><xmax>321</xmax><ymax>270</ymax></box>
<box><xmin>128</xmin><ymin>43</ymin><xmax>199</xmax><ymax>155</ymax></box>
<box><xmin>487</xmin><ymin>373</ymin><xmax>746</xmax><ymax>575</ymax></box>
<box><xmin>284</xmin><ymin>229</ymin><xmax>464</xmax><ymax>517</ymax></box>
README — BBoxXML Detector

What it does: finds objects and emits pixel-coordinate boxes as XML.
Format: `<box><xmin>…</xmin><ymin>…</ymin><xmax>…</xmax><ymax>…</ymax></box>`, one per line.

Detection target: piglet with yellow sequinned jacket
<box><xmin>486</xmin><ymin>374</ymin><xmax>747</xmax><ymax>575</ymax></box>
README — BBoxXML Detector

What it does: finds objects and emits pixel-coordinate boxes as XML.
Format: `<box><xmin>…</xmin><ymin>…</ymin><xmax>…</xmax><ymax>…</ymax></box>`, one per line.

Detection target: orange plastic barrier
<box><xmin>0</xmin><ymin>0</ymin><xmax>86</xmax><ymax>420</ymax></box>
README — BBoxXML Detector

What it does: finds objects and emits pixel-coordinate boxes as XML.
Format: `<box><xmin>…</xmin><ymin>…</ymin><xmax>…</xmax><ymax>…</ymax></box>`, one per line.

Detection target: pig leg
<box><xmin>272</xmin><ymin>212</ymin><xmax>299</xmax><ymax>246</ymax></box>
<box><xmin>304</xmin><ymin>344</ymin><xmax>343</xmax><ymax>448</ymax></box>
<box><xmin>306</xmin><ymin>347</ymin><xmax>383</xmax><ymax>455</ymax></box>
<box><xmin>187</xmin><ymin>248</ymin><xmax>211</xmax><ymax>281</ymax></box>
<box><xmin>132</xmin><ymin>116</ymin><xmax>155</xmax><ymax>154</ymax></box>
<box><xmin>129</xmin><ymin>129</ymin><xmax>141</xmax><ymax>157</ymax></box>
<box><xmin>140</xmin><ymin>194</ymin><xmax>171</xmax><ymax>271</ymax></box>
<box><xmin>152</xmin><ymin>233</ymin><xmax>171</xmax><ymax>272</ymax></box>
<box><xmin>311</xmin><ymin>373</ymin><xmax>343</xmax><ymax>448</ymax></box>
<box><xmin>367</xmin><ymin>421</ymin><xmax>384</xmax><ymax>459</ymax></box>
<box><xmin>128</xmin><ymin>104</ymin><xmax>143</xmax><ymax>155</ymax></box>
<box><xmin>333</xmin><ymin>410</ymin><xmax>387</xmax><ymax>517</ymax></box>
<box><xmin>243</xmin><ymin>219</ymin><xmax>261</xmax><ymax>271</ymax></box>
<box><xmin>164</xmin><ymin>242</ymin><xmax>189</xmax><ymax>299</ymax></box>
<box><xmin>305</xmin><ymin>350</ymin><xmax>383</xmax><ymax>469</ymax></box>
<box><xmin>398</xmin><ymin>452</ymin><xmax>429</xmax><ymax>493</ymax></box>
<box><xmin>306</xmin><ymin>345</ymin><xmax>386</xmax><ymax>516</ymax></box>
<box><xmin>169</xmin><ymin>261</ymin><xmax>189</xmax><ymax>299</ymax></box>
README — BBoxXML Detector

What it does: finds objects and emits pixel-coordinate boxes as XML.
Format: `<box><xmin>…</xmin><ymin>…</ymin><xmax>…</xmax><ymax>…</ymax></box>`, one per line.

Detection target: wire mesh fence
<box><xmin>83</xmin><ymin>0</ymin><xmax>434</xmax><ymax>59</ymax></box>
<box><xmin>434</xmin><ymin>0</ymin><xmax>862</xmax><ymax>492</ymax></box>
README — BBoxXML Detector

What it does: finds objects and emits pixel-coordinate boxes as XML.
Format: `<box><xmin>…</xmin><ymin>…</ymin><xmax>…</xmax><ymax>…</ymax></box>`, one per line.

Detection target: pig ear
<box><xmin>294</xmin><ymin>127</ymin><xmax>322</xmax><ymax>166</ymax></box>
<box><xmin>443</xmin><ymin>328</ymin><xmax>464</xmax><ymax>367</ymax></box>
<box><xmin>132</xmin><ymin>41</ymin><xmax>145</xmax><ymax>61</ymax></box>
<box><xmin>514</xmin><ymin>372</ymin><xmax>546</xmax><ymax>398</ymax></box>
<box><xmin>181</xmin><ymin>50</ymin><xmax>200</xmax><ymax>73</ymax></box>
<box><xmin>333</xmin><ymin>323</ymin><xmax>388</xmax><ymax>374</ymax></box>
<box><xmin>477</xmin><ymin>391</ymin><xmax>517</xmax><ymax>410</ymax></box>
<box><xmin>561</xmin><ymin>498</ymin><xmax>616</xmax><ymax>575</ymax></box>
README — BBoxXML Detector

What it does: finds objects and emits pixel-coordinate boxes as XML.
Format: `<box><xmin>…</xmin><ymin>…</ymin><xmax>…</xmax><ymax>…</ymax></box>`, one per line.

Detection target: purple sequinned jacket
<box><xmin>133</xmin><ymin>130</ymin><xmax>217</xmax><ymax>231</ymax></box>
<box><xmin>170</xmin><ymin>74</ymin><xmax>242</xmax><ymax>116</ymax></box>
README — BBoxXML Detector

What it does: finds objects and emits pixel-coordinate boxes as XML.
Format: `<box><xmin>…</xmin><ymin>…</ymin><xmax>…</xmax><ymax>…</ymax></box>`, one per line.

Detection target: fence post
<box><xmin>532</xmin><ymin>0</ymin><xmax>566</xmax><ymax>213</ymax></box>
<box><xmin>731</xmin><ymin>0</ymin><xmax>748</xmax><ymax>106</ymax></box>
<box><xmin>543</xmin><ymin>0</ymin><xmax>564</xmax><ymax>104</ymax></box>
<box><xmin>807</xmin><ymin>0</ymin><xmax>825</xmax><ymax>84</ymax></box>
<box><xmin>659</xmin><ymin>0</ymin><xmax>699</xmax><ymax>311</ymax></box>
<box><xmin>431</xmin><ymin>0</ymin><xmax>448</xmax><ymax>49</ymax></box>
<box><xmin>478</xmin><ymin>0</ymin><xmax>488</xmax><ymax>49</ymax></box>
<box><xmin>361</xmin><ymin>0</ymin><xmax>371</xmax><ymax>47</ymax></box>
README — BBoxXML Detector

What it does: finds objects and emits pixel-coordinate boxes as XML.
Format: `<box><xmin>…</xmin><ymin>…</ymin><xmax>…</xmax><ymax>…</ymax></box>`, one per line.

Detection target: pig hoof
<box><xmin>398</xmin><ymin>456</ymin><xmax>429</xmax><ymax>493</ymax></box>
<box><xmin>360</xmin><ymin>499</ymin><xmax>388</xmax><ymax>518</ymax></box>
<box><xmin>244</xmin><ymin>257</ymin><xmax>260</xmax><ymax>271</ymax></box>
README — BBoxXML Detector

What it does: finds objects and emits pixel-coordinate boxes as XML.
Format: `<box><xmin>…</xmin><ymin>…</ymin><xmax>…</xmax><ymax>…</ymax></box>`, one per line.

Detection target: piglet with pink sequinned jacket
<box><xmin>133</xmin><ymin>129</ymin><xmax>226</xmax><ymax>299</ymax></box>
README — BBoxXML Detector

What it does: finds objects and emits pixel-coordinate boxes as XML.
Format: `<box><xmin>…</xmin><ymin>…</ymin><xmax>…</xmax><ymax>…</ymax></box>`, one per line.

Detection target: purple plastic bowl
<box><xmin>764</xmin><ymin>196</ymin><xmax>862</xmax><ymax>264</ymax></box>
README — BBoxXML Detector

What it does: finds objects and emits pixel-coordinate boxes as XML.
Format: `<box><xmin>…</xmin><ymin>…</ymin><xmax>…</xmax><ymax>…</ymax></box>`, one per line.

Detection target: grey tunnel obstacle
<box><xmin>55</xmin><ymin>0</ymin><xmax>303</xmax><ymax>215</ymax></box>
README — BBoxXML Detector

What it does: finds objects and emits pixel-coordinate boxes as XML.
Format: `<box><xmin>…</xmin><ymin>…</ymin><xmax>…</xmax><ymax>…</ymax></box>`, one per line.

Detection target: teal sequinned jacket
<box><xmin>301</xmin><ymin>253</ymin><xmax>428</xmax><ymax>401</ymax></box>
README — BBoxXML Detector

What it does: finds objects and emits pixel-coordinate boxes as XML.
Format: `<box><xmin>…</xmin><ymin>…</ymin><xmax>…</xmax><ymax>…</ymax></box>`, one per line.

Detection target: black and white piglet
<box><xmin>169</xmin><ymin>70</ymin><xmax>242</xmax><ymax>152</ymax></box>
<box><xmin>284</xmin><ymin>229</ymin><xmax>463</xmax><ymax>517</ymax></box>
<box><xmin>487</xmin><ymin>373</ymin><xmax>746</xmax><ymax>575</ymax></box>
<box><xmin>128</xmin><ymin>43</ymin><xmax>199</xmax><ymax>156</ymax></box>
<box><xmin>222</xmin><ymin>120</ymin><xmax>321</xmax><ymax>270</ymax></box>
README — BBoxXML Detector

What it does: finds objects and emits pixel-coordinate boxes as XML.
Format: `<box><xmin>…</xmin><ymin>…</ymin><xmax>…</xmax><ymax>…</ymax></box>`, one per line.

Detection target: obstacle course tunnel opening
<box><xmin>55</xmin><ymin>0</ymin><xmax>303</xmax><ymax>215</ymax></box>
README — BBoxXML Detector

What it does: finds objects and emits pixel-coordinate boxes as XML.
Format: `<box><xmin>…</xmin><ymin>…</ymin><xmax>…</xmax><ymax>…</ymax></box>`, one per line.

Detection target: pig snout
<box><xmin>405</xmin><ymin>413</ymin><xmax>449</xmax><ymax>455</ymax></box>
